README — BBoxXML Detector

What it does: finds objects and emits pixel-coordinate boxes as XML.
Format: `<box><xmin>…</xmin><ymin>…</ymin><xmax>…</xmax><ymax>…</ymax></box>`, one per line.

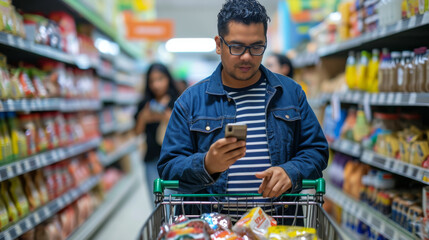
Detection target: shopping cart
<box><xmin>140</xmin><ymin>178</ymin><xmax>344</xmax><ymax>240</ymax></box>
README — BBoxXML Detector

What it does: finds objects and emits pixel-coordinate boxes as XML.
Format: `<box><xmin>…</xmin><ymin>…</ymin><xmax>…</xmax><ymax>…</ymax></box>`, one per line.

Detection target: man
<box><xmin>158</xmin><ymin>0</ymin><xmax>328</xmax><ymax>222</ymax></box>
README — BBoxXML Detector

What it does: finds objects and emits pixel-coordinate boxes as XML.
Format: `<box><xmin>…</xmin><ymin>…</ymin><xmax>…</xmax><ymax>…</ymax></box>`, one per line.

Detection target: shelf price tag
<box><xmin>7</xmin><ymin>34</ymin><xmax>15</xmax><ymax>46</ymax></box>
<box><xmin>17</xmin><ymin>38</ymin><xmax>25</xmax><ymax>49</ymax></box>
<box><xmin>388</xmin><ymin>160</ymin><xmax>395</xmax><ymax>170</ymax></box>
<box><xmin>15</xmin><ymin>224</ymin><xmax>23</xmax><ymax>236</ymax></box>
<box><xmin>409</xmin><ymin>93</ymin><xmax>417</xmax><ymax>104</ymax></box>
<box><xmin>24</xmin><ymin>218</ymin><xmax>31</xmax><ymax>229</ymax></box>
<box><xmin>423</xmin><ymin>172</ymin><xmax>429</xmax><ymax>183</ymax></box>
<box><xmin>423</xmin><ymin>12</ymin><xmax>429</xmax><ymax>24</ymax></box>
<box><xmin>395</xmin><ymin>21</ymin><xmax>402</xmax><ymax>32</ymax></box>
<box><xmin>395</xmin><ymin>93</ymin><xmax>402</xmax><ymax>104</ymax></box>
<box><xmin>352</xmin><ymin>92</ymin><xmax>360</xmax><ymax>102</ymax></box>
<box><xmin>43</xmin><ymin>207</ymin><xmax>51</xmax><ymax>217</ymax></box>
<box><xmin>34</xmin><ymin>212</ymin><xmax>41</xmax><ymax>223</ymax></box>
<box><xmin>408</xmin><ymin>16</ymin><xmax>417</xmax><ymax>28</ymax></box>
<box><xmin>23</xmin><ymin>160</ymin><xmax>30</xmax><ymax>172</ymax></box>
<box><xmin>15</xmin><ymin>163</ymin><xmax>23</xmax><ymax>175</ymax></box>
<box><xmin>378</xmin><ymin>93</ymin><xmax>386</xmax><ymax>104</ymax></box>
<box><xmin>387</xmin><ymin>93</ymin><xmax>394</xmax><ymax>104</ymax></box>
<box><xmin>3</xmin><ymin>231</ymin><xmax>12</xmax><ymax>240</ymax></box>
<box><xmin>6</xmin><ymin>165</ymin><xmax>13</xmax><ymax>178</ymax></box>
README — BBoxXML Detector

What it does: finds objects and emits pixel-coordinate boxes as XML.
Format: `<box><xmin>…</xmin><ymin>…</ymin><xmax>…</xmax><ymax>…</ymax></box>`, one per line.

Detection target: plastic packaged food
<box><xmin>33</xmin><ymin>113</ymin><xmax>48</xmax><ymax>152</ymax></box>
<box><xmin>0</xmin><ymin>54</ymin><xmax>11</xmax><ymax>100</ymax></box>
<box><xmin>22</xmin><ymin>174</ymin><xmax>41</xmax><ymax>211</ymax></box>
<box><xmin>9</xmin><ymin>69</ymin><xmax>24</xmax><ymax>99</ymax></box>
<box><xmin>8</xmin><ymin>177</ymin><xmax>29</xmax><ymax>217</ymax></box>
<box><xmin>265</xmin><ymin>226</ymin><xmax>317</xmax><ymax>240</ymax></box>
<box><xmin>211</xmin><ymin>230</ymin><xmax>242</xmax><ymax>240</ymax></box>
<box><xmin>0</xmin><ymin>181</ymin><xmax>18</xmax><ymax>223</ymax></box>
<box><xmin>34</xmin><ymin>169</ymin><xmax>49</xmax><ymax>205</ymax></box>
<box><xmin>19</xmin><ymin>114</ymin><xmax>37</xmax><ymax>156</ymax></box>
<box><xmin>0</xmin><ymin>196</ymin><xmax>9</xmax><ymax>229</ymax></box>
<box><xmin>7</xmin><ymin>112</ymin><xmax>27</xmax><ymax>159</ymax></box>
<box><xmin>0</xmin><ymin>112</ymin><xmax>13</xmax><ymax>162</ymax></box>
<box><xmin>232</xmin><ymin>207</ymin><xmax>277</xmax><ymax>239</ymax></box>
<box><xmin>201</xmin><ymin>213</ymin><xmax>232</xmax><ymax>232</ymax></box>
<box><xmin>43</xmin><ymin>113</ymin><xmax>59</xmax><ymax>150</ymax></box>
<box><xmin>16</xmin><ymin>68</ymin><xmax>36</xmax><ymax>98</ymax></box>
<box><xmin>53</xmin><ymin>112</ymin><xmax>68</xmax><ymax>147</ymax></box>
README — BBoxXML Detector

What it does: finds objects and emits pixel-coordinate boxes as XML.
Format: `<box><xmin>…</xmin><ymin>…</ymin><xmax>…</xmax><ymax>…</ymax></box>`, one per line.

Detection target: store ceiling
<box><xmin>155</xmin><ymin>0</ymin><xmax>279</xmax><ymax>39</ymax></box>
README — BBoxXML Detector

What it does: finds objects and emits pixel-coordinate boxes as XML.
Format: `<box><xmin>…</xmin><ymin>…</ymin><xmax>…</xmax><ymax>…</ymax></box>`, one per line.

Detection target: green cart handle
<box><xmin>153</xmin><ymin>178</ymin><xmax>179</xmax><ymax>194</ymax></box>
<box><xmin>153</xmin><ymin>178</ymin><xmax>325</xmax><ymax>194</ymax></box>
<box><xmin>302</xmin><ymin>178</ymin><xmax>325</xmax><ymax>194</ymax></box>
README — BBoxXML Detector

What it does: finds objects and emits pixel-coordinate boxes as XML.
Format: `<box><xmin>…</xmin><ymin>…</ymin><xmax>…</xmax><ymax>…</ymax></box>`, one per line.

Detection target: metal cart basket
<box><xmin>140</xmin><ymin>178</ymin><xmax>344</xmax><ymax>240</ymax></box>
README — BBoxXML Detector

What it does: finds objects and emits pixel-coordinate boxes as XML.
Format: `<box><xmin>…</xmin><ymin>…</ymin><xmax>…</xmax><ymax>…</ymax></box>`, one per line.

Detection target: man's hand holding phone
<box><xmin>204</xmin><ymin>124</ymin><xmax>247</xmax><ymax>175</ymax></box>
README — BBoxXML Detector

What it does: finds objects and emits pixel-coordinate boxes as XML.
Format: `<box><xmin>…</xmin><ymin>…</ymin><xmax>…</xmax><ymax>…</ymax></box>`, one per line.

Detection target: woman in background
<box><xmin>265</xmin><ymin>53</ymin><xmax>294</xmax><ymax>78</ymax></box>
<box><xmin>134</xmin><ymin>63</ymin><xmax>179</xmax><ymax>202</ymax></box>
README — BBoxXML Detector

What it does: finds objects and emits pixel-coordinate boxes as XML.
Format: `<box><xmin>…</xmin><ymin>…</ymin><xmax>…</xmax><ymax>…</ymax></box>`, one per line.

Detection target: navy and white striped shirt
<box><xmin>222</xmin><ymin>76</ymin><xmax>271</xmax><ymax>213</ymax></box>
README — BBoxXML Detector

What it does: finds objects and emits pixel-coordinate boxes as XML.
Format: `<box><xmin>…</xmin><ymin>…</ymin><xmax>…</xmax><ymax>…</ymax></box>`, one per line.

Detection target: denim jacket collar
<box><xmin>206</xmin><ymin>63</ymin><xmax>283</xmax><ymax>96</ymax></box>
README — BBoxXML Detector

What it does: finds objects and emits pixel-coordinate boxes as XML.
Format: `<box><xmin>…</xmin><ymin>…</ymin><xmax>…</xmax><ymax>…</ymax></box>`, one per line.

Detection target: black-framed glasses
<box><xmin>219</xmin><ymin>36</ymin><xmax>266</xmax><ymax>56</ymax></box>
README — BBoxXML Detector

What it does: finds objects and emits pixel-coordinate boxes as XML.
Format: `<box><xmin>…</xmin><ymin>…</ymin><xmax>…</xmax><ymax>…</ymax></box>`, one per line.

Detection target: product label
<box><xmin>398</xmin><ymin>68</ymin><xmax>404</xmax><ymax>86</ymax></box>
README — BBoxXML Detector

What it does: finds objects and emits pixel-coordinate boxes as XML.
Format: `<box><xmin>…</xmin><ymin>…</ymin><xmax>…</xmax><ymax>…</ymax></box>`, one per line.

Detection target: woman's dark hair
<box><xmin>217</xmin><ymin>0</ymin><xmax>270</xmax><ymax>38</ymax></box>
<box><xmin>144</xmin><ymin>63</ymin><xmax>179</xmax><ymax>101</ymax></box>
<box><xmin>272</xmin><ymin>53</ymin><xmax>294</xmax><ymax>78</ymax></box>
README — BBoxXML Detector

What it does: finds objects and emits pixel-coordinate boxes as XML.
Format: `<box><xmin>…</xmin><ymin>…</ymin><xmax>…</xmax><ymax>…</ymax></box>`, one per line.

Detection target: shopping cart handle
<box><xmin>302</xmin><ymin>178</ymin><xmax>325</xmax><ymax>194</ymax></box>
<box><xmin>153</xmin><ymin>178</ymin><xmax>179</xmax><ymax>194</ymax></box>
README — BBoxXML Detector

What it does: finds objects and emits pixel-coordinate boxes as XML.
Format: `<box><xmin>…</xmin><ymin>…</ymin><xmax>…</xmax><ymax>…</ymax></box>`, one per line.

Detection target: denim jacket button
<box><xmin>227</xmin><ymin>98</ymin><xmax>231</xmax><ymax>102</ymax></box>
<box><xmin>206</xmin><ymin>126</ymin><xmax>211</xmax><ymax>131</ymax></box>
<box><xmin>285</xmin><ymin>114</ymin><xmax>290</xmax><ymax>119</ymax></box>
<box><xmin>213</xmin><ymin>204</ymin><xmax>218</xmax><ymax>209</ymax></box>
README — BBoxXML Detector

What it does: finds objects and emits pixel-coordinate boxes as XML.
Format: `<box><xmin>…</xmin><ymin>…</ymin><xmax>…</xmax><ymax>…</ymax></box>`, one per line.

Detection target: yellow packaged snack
<box><xmin>232</xmin><ymin>207</ymin><xmax>277</xmax><ymax>239</ymax></box>
<box><xmin>385</xmin><ymin>135</ymin><xmax>400</xmax><ymax>159</ymax></box>
<box><xmin>0</xmin><ymin>181</ymin><xmax>18</xmax><ymax>223</ymax></box>
<box><xmin>22</xmin><ymin>174</ymin><xmax>41</xmax><ymax>211</ymax></box>
<box><xmin>8</xmin><ymin>177</ymin><xmax>29</xmax><ymax>217</ymax></box>
<box><xmin>409</xmin><ymin>141</ymin><xmax>429</xmax><ymax>167</ymax></box>
<box><xmin>0</xmin><ymin>196</ymin><xmax>9</xmax><ymax>229</ymax></box>
<box><xmin>266</xmin><ymin>226</ymin><xmax>317</xmax><ymax>240</ymax></box>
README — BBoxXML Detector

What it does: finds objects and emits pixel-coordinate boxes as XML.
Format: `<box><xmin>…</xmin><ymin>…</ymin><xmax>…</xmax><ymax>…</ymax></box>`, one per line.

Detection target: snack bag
<box><xmin>160</xmin><ymin>219</ymin><xmax>211</xmax><ymax>240</ymax></box>
<box><xmin>232</xmin><ymin>207</ymin><xmax>277</xmax><ymax>239</ymax></box>
<box><xmin>265</xmin><ymin>226</ymin><xmax>317</xmax><ymax>240</ymax></box>
<box><xmin>211</xmin><ymin>229</ymin><xmax>242</xmax><ymax>240</ymax></box>
<box><xmin>201</xmin><ymin>213</ymin><xmax>233</xmax><ymax>232</ymax></box>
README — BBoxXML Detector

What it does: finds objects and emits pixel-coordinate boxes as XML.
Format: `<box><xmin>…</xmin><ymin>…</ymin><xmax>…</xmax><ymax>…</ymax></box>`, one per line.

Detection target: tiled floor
<box><xmin>92</xmin><ymin>155</ymin><xmax>155</xmax><ymax>240</ymax></box>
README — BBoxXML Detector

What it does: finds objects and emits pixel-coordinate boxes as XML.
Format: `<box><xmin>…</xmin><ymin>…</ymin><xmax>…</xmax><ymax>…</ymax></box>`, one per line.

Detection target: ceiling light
<box><xmin>166</xmin><ymin>38</ymin><xmax>216</xmax><ymax>52</ymax></box>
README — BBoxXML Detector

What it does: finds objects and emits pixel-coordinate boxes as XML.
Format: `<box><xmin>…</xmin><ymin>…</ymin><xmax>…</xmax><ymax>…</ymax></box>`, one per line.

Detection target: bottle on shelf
<box><xmin>357</xmin><ymin>51</ymin><xmax>370</xmax><ymax>91</ymax></box>
<box><xmin>415</xmin><ymin>47</ymin><xmax>427</xmax><ymax>92</ymax></box>
<box><xmin>346</xmin><ymin>51</ymin><xmax>357</xmax><ymax>90</ymax></box>
<box><xmin>397</xmin><ymin>51</ymin><xmax>410</xmax><ymax>92</ymax></box>
<box><xmin>406</xmin><ymin>50</ymin><xmax>416</xmax><ymax>92</ymax></box>
<box><xmin>389</xmin><ymin>51</ymin><xmax>401</xmax><ymax>92</ymax></box>
<box><xmin>0</xmin><ymin>113</ymin><xmax>13</xmax><ymax>162</ymax></box>
<box><xmin>378</xmin><ymin>49</ymin><xmax>390</xmax><ymax>92</ymax></box>
<box><xmin>368</xmin><ymin>49</ymin><xmax>380</xmax><ymax>93</ymax></box>
<box><xmin>425</xmin><ymin>48</ymin><xmax>429</xmax><ymax>92</ymax></box>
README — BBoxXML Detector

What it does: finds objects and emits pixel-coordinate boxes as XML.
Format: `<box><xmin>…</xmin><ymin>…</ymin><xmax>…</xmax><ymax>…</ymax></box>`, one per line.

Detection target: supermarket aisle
<box><xmin>92</xmin><ymin>152</ymin><xmax>155</xmax><ymax>240</ymax></box>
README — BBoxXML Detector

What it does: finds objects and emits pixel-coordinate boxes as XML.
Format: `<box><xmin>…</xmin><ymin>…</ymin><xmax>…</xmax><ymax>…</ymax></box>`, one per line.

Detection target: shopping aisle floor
<box><xmin>92</xmin><ymin>156</ymin><xmax>155</xmax><ymax>240</ymax></box>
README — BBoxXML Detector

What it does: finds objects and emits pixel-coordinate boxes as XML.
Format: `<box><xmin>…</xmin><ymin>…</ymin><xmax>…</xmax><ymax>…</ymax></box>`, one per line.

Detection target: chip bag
<box><xmin>211</xmin><ymin>229</ymin><xmax>242</xmax><ymax>240</ymax></box>
<box><xmin>232</xmin><ymin>207</ymin><xmax>277</xmax><ymax>239</ymax></box>
<box><xmin>265</xmin><ymin>226</ymin><xmax>317</xmax><ymax>240</ymax></box>
<box><xmin>201</xmin><ymin>213</ymin><xmax>233</xmax><ymax>232</ymax></box>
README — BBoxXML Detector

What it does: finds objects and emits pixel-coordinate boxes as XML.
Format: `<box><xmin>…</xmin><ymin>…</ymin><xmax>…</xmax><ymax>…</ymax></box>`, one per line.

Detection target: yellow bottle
<box><xmin>0</xmin><ymin>113</ymin><xmax>13</xmax><ymax>162</ymax></box>
<box><xmin>346</xmin><ymin>51</ymin><xmax>357</xmax><ymax>90</ymax></box>
<box><xmin>357</xmin><ymin>51</ymin><xmax>370</xmax><ymax>91</ymax></box>
<box><xmin>368</xmin><ymin>49</ymin><xmax>380</xmax><ymax>92</ymax></box>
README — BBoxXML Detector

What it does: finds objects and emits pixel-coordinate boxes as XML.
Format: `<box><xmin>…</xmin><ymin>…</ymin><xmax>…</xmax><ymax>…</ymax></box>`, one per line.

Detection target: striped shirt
<box><xmin>222</xmin><ymin>76</ymin><xmax>271</xmax><ymax>214</ymax></box>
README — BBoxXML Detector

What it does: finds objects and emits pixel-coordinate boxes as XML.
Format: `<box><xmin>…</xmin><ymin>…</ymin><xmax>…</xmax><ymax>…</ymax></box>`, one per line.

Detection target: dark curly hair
<box><xmin>217</xmin><ymin>0</ymin><xmax>271</xmax><ymax>38</ymax></box>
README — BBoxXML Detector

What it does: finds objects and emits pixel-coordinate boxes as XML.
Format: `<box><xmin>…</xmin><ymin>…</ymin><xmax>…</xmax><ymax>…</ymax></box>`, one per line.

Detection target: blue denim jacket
<box><xmin>158</xmin><ymin>63</ymin><xmax>328</xmax><ymax>196</ymax></box>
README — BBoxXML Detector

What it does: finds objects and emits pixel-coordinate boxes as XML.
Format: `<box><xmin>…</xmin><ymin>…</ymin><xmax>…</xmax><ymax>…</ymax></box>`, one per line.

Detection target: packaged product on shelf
<box><xmin>425</xmin><ymin>48</ymin><xmax>429</xmax><ymax>92</ymax></box>
<box><xmin>44</xmin><ymin>165</ymin><xmax>57</xmax><ymax>201</ymax></box>
<box><xmin>34</xmin><ymin>169</ymin><xmax>49</xmax><ymax>205</ymax></box>
<box><xmin>416</xmin><ymin>47</ymin><xmax>428</xmax><ymax>92</ymax></box>
<box><xmin>21</xmin><ymin>173</ymin><xmax>41</xmax><ymax>211</ymax></box>
<box><xmin>0</xmin><ymin>181</ymin><xmax>18</xmax><ymax>223</ymax></box>
<box><xmin>53</xmin><ymin>164</ymin><xmax>66</xmax><ymax>197</ymax></box>
<box><xmin>49</xmin><ymin>11</ymin><xmax>79</xmax><ymax>55</ymax></box>
<box><xmin>340</xmin><ymin>108</ymin><xmax>357</xmax><ymax>141</ymax></box>
<box><xmin>19</xmin><ymin>229</ymin><xmax>35</xmax><ymax>240</ymax></box>
<box><xmin>368</xmin><ymin>49</ymin><xmax>380</xmax><ymax>93</ymax></box>
<box><xmin>59</xmin><ymin>206</ymin><xmax>76</xmax><ymax>237</ymax></box>
<box><xmin>8</xmin><ymin>177</ymin><xmax>29</xmax><ymax>217</ymax></box>
<box><xmin>8</xmin><ymin>67</ymin><xmax>24</xmax><ymax>99</ymax></box>
<box><xmin>87</xmin><ymin>151</ymin><xmax>103</xmax><ymax>175</ymax></box>
<box><xmin>387</xmin><ymin>51</ymin><xmax>401</xmax><ymax>92</ymax></box>
<box><xmin>378</xmin><ymin>49</ymin><xmax>390</xmax><ymax>92</ymax></box>
<box><xmin>42</xmin><ymin>112</ymin><xmax>59</xmax><ymax>150</ymax></box>
<box><xmin>35</xmin><ymin>216</ymin><xmax>64</xmax><ymax>240</ymax></box>
<box><xmin>343</xmin><ymin>160</ymin><xmax>370</xmax><ymax>199</ymax></box>
<box><xmin>28</xmin><ymin>68</ymin><xmax>48</xmax><ymax>98</ymax></box>
<box><xmin>352</xmin><ymin>106</ymin><xmax>370</xmax><ymax>143</ymax></box>
<box><xmin>33</xmin><ymin>113</ymin><xmax>49</xmax><ymax>152</ymax></box>
<box><xmin>345</xmin><ymin>51</ymin><xmax>357</xmax><ymax>89</ymax></box>
<box><xmin>7</xmin><ymin>112</ymin><xmax>27</xmax><ymax>159</ymax></box>
<box><xmin>15</xmin><ymin>68</ymin><xmax>36</xmax><ymax>98</ymax></box>
<box><xmin>265</xmin><ymin>226</ymin><xmax>317</xmax><ymax>240</ymax></box>
<box><xmin>0</xmin><ymin>196</ymin><xmax>8</xmax><ymax>229</ymax></box>
<box><xmin>40</xmin><ymin>60</ymin><xmax>66</xmax><ymax>97</ymax></box>
<box><xmin>409</xmin><ymin>140</ymin><xmax>429</xmax><ymax>166</ymax></box>
<box><xmin>19</xmin><ymin>114</ymin><xmax>37</xmax><ymax>156</ymax></box>
<box><xmin>0</xmin><ymin>112</ymin><xmax>14</xmax><ymax>162</ymax></box>
<box><xmin>232</xmin><ymin>207</ymin><xmax>277</xmax><ymax>239</ymax></box>
<box><xmin>0</xmin><ymin>54</ymin><xmax>11</xmax><ymax>100</ymax></box>
<box><xmin>356</xmin><ymin>51</ymin><xmax>370</xmax><ymax>91</ymax></box>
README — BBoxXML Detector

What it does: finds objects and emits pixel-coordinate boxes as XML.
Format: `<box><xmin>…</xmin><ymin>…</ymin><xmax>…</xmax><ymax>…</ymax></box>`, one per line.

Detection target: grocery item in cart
<box><xmin>232</xmin><ymin>207</ymin><xmax>277</xmax><ymax>239</ymax></box>
<box><xmin>211</xmin><ymin>229</ymin><xmax>242</xmax><ymax>240</ymax></box>
<box><xmin>265</xmin><ymin>226</ymin><xmax>317</xmax><ymax>240</ymax></box>
<box><xmin>201</xmin><ymin>212</ymin><xmax>232</xmax><ymax>232</ymax></box>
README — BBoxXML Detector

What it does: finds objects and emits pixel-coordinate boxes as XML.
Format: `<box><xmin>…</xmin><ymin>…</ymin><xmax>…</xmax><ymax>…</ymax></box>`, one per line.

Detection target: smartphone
<box><xmin>225</xmin><ymin>124</ymin><xmax>247</xmax><ymax>141</ymax></box>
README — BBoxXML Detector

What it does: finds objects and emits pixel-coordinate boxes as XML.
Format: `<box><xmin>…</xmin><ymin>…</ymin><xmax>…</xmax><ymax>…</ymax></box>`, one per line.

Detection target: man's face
<box><xmin>216</xmin><ymin>21</ymin><xmax>266</xmax><ymax>87</ymax></box>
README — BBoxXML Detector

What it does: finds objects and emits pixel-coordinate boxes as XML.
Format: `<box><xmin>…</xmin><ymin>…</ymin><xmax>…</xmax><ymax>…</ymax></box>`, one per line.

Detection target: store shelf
<box><xmin>0</xmin><ymin>31</ymin><xmax>75</xmax><ymax>64</ymax></box>
<box><xmin>318</xmin><ymin>12</ymin><xmax>429</xmax><ymax>57</ymax></box>
<box><xmin>361</xmin><ymin>150</ymin><xmax>429</xmax><ymax>185</ymax></box>
<box><xmin>330</xmin><ymin>139</ymin><xmax>362</xmax><ymax>158</ymax></box>
<box><xmin>99</xmin><ymin>137</ymin><xmax>138</xmax><ymax>167</ymax></box>
<box><xmin>0</xmin><ymin>98</ymin><xmax>102</xmax><ymax>112</ymax></box>
<box><xmin>0</xmin><ymin>137</ymin><xmax>101</xmax><ymax>181</ymax></box>
<box><xmin>0</xmin><ymin>174</ymin><xmax>101</xmax><ymax>240</ymax></box>
<box><xmin>326</xmin><ymin>181</ymin><xmax>418</xmax><ymax>240</ymax></box>
<box><xmin>62</xmin><ymin>0</ymin><xmax>141</xmax><ymax>60</ymax></box>
<box><xmin>115</xmin><ymin>93</ymin><xmax>141</xmax><ymax>105</ymax></box>
<box><xmin>319</xmin><ymin>91</ymin><xmax>429</xmax><ymax>107</ymax></box>
<box><xmin>101</xmin><ymin>121</ymin><xmax>135</xmax><ymax>135</ymax></box>
<box><xmin>292</xmin><ymin>52</ymin><xmax>319</xmax><ymax>68</ymax></box>
<box><xmin>67</xmin><ymin>173</ymin><xmax>138</xmax><ymax>240</ymax></box>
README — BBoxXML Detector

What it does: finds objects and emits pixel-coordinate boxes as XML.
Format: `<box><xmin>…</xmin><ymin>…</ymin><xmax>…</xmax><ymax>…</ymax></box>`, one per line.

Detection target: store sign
<box><xmin>126</xmin><ymin>20</ymin><xmax>174</xmax><ymax>41</ymax></box>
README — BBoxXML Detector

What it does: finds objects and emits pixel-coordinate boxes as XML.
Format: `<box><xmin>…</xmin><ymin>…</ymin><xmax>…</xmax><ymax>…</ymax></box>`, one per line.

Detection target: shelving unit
<box><xmin>318</xmin><ymin>12</ymin><xmax>429</xmax><ymax>57</ymax></box>
<box><xmin>66</xmin><ymin>173</ymin><xmax>138</xmax><ymax>240</ymax></box>
<box><xmin>0</xmin><ymin>99</ymin><xmax>102</xmax><ymax>112</ymax></box>
<box><xmin>0</xmin><ymin>137</ymin><xmax>101</xmax><ymax>181</ymax></box>
<box><xmin>330</xmin><ymin>139</ymin><xmax>362</xmax><ymax>158</ymax></box>
<box><xmin>99</xmin><ymin>137</ymin><xmax>138</xmax><ymax>167</ymax></box>
<box><xmin>0</xmin><ymin>174</ymin><xmax>101</xmax><ymax>240</ymax></box>
<box><xmin>326</xmin><ymin>181</ymin><xmax>418</xmax><ymax>240</ymax></box>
